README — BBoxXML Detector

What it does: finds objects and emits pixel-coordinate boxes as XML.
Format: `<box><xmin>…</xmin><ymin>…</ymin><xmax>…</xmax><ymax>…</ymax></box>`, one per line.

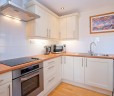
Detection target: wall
<box><xmin>60</xmin><ymin>6</ymin><xmax>114</xmax><ymax>54</ymax></box>
<box><xmin>0</xmin><ymin>16</ymin><xmax>51</xmax><ymax>60</ymax></box>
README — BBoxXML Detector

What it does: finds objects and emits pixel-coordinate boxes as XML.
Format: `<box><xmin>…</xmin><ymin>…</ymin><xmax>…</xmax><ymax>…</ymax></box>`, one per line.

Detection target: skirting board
<box><xmin>62</xmin><ymin>79</ymin><xmax>113</xmax><ymax>96</ymax></box>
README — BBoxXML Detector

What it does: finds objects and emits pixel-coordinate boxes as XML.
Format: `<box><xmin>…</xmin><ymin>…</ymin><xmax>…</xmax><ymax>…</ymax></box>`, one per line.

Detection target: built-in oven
<box><xmin>12</xmin><ymin>62</ymin><xmax>43</xmax><ymax>96</ymax></box>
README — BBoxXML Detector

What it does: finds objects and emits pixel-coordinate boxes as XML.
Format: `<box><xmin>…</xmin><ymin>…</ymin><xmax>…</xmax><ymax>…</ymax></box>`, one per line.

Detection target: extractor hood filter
<box><xmin>0</xmin><ymin>1</ymin><xmax>40</xmax><ymax>22</ymax></box>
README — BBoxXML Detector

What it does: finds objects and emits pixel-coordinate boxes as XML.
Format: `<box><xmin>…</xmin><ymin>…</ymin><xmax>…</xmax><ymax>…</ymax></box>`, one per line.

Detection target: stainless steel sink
<box><xmin>89</xmin><ymin>53</ymin><xmax>109</xmax><ymax>57</ymax></box>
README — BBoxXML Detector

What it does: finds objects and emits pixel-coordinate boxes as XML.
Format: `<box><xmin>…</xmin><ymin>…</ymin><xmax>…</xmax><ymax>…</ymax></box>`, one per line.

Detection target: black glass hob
<box><xmin>0</xmin><ymin>57</ymin><xmax>40</xmax><ymax>67</ymax></box>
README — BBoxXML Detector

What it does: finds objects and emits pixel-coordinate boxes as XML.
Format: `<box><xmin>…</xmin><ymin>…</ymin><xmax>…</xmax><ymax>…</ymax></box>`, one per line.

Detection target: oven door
<box><xmin>21</xmin><ymin>69</ymin><xmax>43</xmax><ymax>96</ymax></box>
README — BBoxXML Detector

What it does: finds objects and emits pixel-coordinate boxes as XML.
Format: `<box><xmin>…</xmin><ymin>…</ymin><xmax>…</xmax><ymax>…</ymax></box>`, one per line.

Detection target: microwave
<box><xmin>51</xmin><ymin>44</ymin><xmax>66</xmax><ymax>53</ymax></box>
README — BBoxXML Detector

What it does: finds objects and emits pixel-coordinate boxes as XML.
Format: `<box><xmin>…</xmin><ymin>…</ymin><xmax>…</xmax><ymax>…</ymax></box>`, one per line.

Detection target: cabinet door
<box><xmin>74</xmin><ymin>57</ymin><xmax>84</xmax><ymax>84</ymax></box>
<box><xmin>0</xmin><ymin>82</ymin><xmax>12</xmax><ymax>96</ymax></box>
<box><xmin>60</xmin><ymin>18</ymin><xmax>67</xmax><ymax>39</ymax></box>
<box><xmin>27</xmin><ymin>5</ymin><xmax>48</xmax><ymax>38</ymax></box>
<box><xmin>55</xmin><ymin>57</ymin><xmax>62</xmax><ymax>83</ymax></box>
<box><xmin>49</xmin><ymin>15</ymin><xmax>59</xmax><ymax>39</ymax></box>
<box><xmin>67</xmin><ymin>15</ymin><xmax>79</xmax><ymax>39</ymax></box>
<box><xmin>85</xmin><ymin>58</ymin><xmax>113</xmax><ymax>91</ymax></box>
<box><xmin>62</xmin><ymin>56</ymin><xmax>73</xmax><ymax>81</ymax></box>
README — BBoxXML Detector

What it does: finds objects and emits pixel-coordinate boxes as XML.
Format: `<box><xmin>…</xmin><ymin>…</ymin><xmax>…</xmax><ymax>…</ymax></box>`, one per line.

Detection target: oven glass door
<box><xmin>21</xmin><ymin>70</ymin><xmax>40</xmax><ymax>96</ymax></box>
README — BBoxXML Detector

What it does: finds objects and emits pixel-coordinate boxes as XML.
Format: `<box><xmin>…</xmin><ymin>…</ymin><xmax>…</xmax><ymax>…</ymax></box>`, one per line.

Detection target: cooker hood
<box><xmin>0</xmin><ymin>1</ymin><xmax>40</xmax><ymax>22</ymax></box>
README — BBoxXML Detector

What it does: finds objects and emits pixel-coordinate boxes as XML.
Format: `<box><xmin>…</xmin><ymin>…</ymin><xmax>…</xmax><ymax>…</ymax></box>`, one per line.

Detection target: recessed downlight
<box><xmin>61</xmin><ymin>7</ymin><xmax>64</xmax><ymax>10</ymax></box>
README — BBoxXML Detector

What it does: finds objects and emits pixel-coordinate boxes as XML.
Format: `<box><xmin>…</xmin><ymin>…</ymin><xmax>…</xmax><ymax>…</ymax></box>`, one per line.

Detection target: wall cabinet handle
<box><xmin>47</xmin><ymin>29</ymin><xmax>48</xmax><ymax>37</ymax></box>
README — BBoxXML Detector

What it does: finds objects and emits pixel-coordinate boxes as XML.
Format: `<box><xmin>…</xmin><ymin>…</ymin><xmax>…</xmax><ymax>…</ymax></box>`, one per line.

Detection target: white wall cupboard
<box><xmin>0</xmin><ymin>72</ymin><xmax>12</xmax><ymax>96</ymax></box>
<box><xmin>26</xmin><ymin>2</ymin><xmax>59</xmax><ymax>39</ymax></box>
<box><xmin>59</xmin><ymin>14</ymin><xmax>79</xmax><ymax>40</ymax></box>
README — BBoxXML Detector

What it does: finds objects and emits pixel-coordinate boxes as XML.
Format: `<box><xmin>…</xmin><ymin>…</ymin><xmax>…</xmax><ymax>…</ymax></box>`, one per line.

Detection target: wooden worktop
<box><xmin>0</xmin><ymin>52</ymin><xmax>114</xmax><ymax>74</ymax></box>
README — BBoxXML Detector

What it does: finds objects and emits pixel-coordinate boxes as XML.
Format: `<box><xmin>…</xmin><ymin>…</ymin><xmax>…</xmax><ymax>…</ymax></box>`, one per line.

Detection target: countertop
<box><xmin>0</xmin><ymin>52</ymin><xmax>114</xmax><ymax>74</ymax></box>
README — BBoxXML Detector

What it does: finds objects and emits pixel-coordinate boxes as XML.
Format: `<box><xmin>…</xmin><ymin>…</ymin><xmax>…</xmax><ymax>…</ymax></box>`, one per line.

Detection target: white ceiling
<box><xmin>37</xmin><ymin>0</ymin><xmax>114</xmax><ymax>16</ymax></box>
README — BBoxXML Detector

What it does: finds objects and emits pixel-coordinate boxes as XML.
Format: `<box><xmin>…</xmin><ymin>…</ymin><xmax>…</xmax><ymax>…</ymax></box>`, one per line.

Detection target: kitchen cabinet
<box><xmin>0</xmin><ymin>72</ymin><xmax>12</xmax><ymax>96</ymax></box>
<box><xmin>67</xmin><ymin>15</ymin><xmax>79</xmax><ymax>39</ymax></box>
<box><xmin>0</xmin><ymin>82</ymin><xmax>12</xmax><ymax>96</ymax></box>
<box><xmin>62</xmin><ymin>56</ymin><xmax>74</xmax><ymax>81</ymax></box>
<box><xmin>59</xmin><ymin>18</ymin><xmax>67</xmax><ymax>39</ymax></box>
<box><xmin>85</xmin><ymin>58</ymin><xmax>113</xmax><ymax>91</ymax></box>
<box><xmin>74</xmin><ymin>57</ymin><xmax>85</xmax><ymax>84</ymax></box>
<box><xmin>43</xmin><ymin>57</ymin><xmax>62</xmax><ymax>95</ymax></box>
<box><xmin>26</xmin><ymin>5</ymin><xmax>49</xmax><ymax>38</ymax></box>
<box><xmin>59</xmin><ymin>14</ymin><xmax>79</xmax><ymax>40</ymax></box>
<box><xmin>47</xmin><ymin>13</ymin><xmax>59</xmax><ymax>39</ymax></box>
<box><xmin>26</xmin><ymin>2</ymin><xmax>59</xmax><ymax>39</ymax></box>
<box><xmin>62</xmin><ymin>56</ymin><xmax>113</xmax><ymax>91</ymax></box>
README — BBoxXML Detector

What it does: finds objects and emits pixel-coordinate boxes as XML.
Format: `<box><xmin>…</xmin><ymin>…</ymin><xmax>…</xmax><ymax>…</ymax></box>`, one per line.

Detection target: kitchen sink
<box><xmin>88</xmin><ymin>53</ymin><xmax>109</xmax><ymax>57</ymax></box>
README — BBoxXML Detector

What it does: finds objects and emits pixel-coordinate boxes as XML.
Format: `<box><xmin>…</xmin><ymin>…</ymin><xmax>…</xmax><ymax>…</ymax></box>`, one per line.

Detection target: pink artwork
<box><xmin>90</xmin><ymin>12</ymin><xmax>114</xmax><ymax>34</ymax></box>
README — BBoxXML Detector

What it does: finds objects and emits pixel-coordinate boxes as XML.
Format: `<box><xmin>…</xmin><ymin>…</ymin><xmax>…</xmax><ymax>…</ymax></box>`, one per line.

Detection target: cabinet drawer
<box><xmin>43</xmin><ymin>59</ymin><xmax>56</xmax><ymax>67</ymax></box>
<box><xmin>44</xmin><ymin>64</ymin><xmax>56</xmax><ymax>78</ymax></box>
<box><xmin>0</xmin><ymin>72</ymin><xmax>12</xmax><ymax>86</ymax></box>
<box><xmin>45</xmin><ymin>74</ymin><xmax>56</xmax><ymax>89</ymax></box>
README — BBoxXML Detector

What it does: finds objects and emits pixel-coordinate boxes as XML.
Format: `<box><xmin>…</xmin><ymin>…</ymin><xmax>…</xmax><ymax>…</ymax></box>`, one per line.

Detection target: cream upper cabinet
<box><xmin>59</xmin><ymin>18</ymin><xmax>67</xmax><ymax>39</ymax></box>
<box><xmin>26</xmin><ymin>2</ymin><xmax>59</xmax><ymax>39</ymax></box>
<box><xmin>74</xmin><ymin>57</ymin><xmax>85</xmax><ymax>84</ymax></box>
<box><xmin>47</xmin><ymin>13</ymin><xmax>59</xmax><ymax>39</ymax></box>
<box><xmin>26</xmin><ymin>5</ymin><xmax>48</xmax><ymax>38</ymax></box>
<box><xmin>67</xmin><ymin>15</ymin><xmax>79</xmax><ymax>39</ymax></box>
<box><xmin>59</xmin><ymin>14</ymin><xmax>79</xmax><ymax>40</ymax></box>
<box><xmin>85</xmin><ymin>58</ymin><xmax>113</xmax><ymax>91</ymax></box>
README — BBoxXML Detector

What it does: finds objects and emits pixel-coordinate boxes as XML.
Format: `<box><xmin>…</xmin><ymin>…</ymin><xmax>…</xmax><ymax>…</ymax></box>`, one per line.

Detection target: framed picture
<box><xmin>90</xmin><ymin>12</ymin><xmax>114</xmax><ymax>34</ymax></box>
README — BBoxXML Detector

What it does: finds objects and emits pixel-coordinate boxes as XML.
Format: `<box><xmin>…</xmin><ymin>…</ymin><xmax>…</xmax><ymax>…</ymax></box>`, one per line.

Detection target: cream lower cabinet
<box><xmin>62</xmin><ymin>56</ymin><xmax>74</xmax><ymax>81</ymax></box>
<box><xmin>0</xmin><ymin>72</ymin><xmax>12</xmax><ymax>96</ymax></box>
<box><xmin>85</xmin><ymin>58</ymin><xmax>113</xmax><ymax>91</ymax></box>
<box><xmin>0</xmin><ymin>82</ymin><xmax>12</xmax><ymax>96</ymax></box>
<box><xmin>74</xmin><ymin>57</ymin><xmax>85</xmax><ymax>84</ymax></box>
<box><xmin>43</xmin><ymin>57</ymin><xmax>61</xmax><ymax>95</ymax></box>
<box><xmin>62</xmin><ymin>56</ymin><xmax>113</xmax><ymax>91</ymax></box>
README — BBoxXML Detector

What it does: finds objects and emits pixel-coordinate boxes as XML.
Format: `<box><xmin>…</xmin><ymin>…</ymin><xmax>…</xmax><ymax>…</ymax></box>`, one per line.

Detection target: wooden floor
<box><xmin>48</xmin><ymin>83</ymin><xmax>108</xmax><ymax>96</ymax></box>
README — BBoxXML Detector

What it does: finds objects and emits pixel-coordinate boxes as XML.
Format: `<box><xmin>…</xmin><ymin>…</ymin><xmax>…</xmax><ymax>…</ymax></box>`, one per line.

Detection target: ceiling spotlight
<box><xmin>61</xmin><ymin>7</ymin><xmax>64</xmax><ymax>10</ymax></box>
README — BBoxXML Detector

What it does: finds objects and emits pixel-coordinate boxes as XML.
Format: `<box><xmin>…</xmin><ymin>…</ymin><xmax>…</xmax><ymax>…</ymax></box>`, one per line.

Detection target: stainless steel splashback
<box><xmin>0</xmin><ymin>1</ymin><xmax>40</xmax><ymax>22</ymax></box>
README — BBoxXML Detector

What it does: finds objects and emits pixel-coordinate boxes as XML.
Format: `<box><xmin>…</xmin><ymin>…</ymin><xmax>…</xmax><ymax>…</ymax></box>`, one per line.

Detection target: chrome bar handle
<box><xmin>8</xmin><ymin>84</ymin><xmax>10</xmax><ymax>96</ymax></box>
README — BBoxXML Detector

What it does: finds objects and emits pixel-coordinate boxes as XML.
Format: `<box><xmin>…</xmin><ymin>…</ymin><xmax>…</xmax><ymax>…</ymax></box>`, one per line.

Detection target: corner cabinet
<box><xmin>59</xmin><ymin>14</ymin><xmax>79</xmax><ymax>40</ymax></box>
<box><xmin>26</xmin><ymin>1</ymin><xmax>59</xmax><ymax>39</ymax></box>
<box><xmin>0</xmin><ymin>72</ymin><xmax>12</xmax><ymax>96</ymax></box>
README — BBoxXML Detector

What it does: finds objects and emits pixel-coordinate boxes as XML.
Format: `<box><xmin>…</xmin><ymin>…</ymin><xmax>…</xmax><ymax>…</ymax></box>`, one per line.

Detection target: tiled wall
<box><xmin>0</xmin><ymin>15</ymin><xmax>51</xmax><ymax>60</ymax></box>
